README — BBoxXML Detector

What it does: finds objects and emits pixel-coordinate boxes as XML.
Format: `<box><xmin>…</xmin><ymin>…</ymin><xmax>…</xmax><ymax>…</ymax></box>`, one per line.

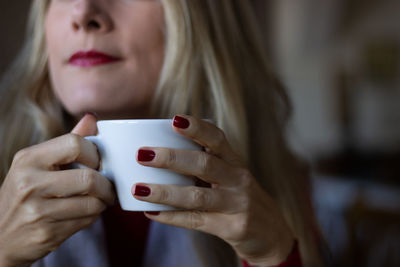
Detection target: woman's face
<box><xmin>45</xmin><ymin>0</ymin><xmax>165</xmax><ymax>119</ymax></box>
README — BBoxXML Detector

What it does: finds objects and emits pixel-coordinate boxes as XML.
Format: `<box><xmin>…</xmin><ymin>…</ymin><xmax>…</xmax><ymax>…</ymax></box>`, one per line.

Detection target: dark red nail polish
<box><xmin>146</xmin><ymin>211</ymin><xmax>160</xmax><ymax>216</ymax></box>
<box><xmin>173</xmin><ymin>116</ymin><xmax>190</xmax><ymax>129</ymax></box>
<box><xmin>134</xmin><ymin>185</ymin><xmax>151</xmax><ymax>197</ymax></box>
<box><xmin>85</xmin><ymin>111</ymin><xmax>98</xmax><ymax>119</ymax></box>
<box><xmin>138</xmin><ymin>149</ymin><xmax>155</xmax><ymax>162</ymax></box>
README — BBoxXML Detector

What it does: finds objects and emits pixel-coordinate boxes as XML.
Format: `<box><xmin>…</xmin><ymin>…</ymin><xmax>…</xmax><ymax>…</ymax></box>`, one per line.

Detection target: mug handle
<box><xmin>84</xmin><ymin>135</ymin><xmax>110</xmax><ymax>179</ymax></box>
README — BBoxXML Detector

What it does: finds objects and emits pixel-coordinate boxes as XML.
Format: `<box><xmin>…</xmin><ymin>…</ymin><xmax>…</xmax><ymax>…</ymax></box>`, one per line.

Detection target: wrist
<box><xmin>240</xmin><ymin>228</ymin><xmax>296</xmax><ymax>266</ymax></box>
<box><xmin>0</xmin><ymin>252</ymin><xmax>29</xmax><ymax>267</ymax></box>
<box><xmin>242</xmin><ymin>240</ymin><xmax>301</xmax><ymax>267</ymax></box>
<box><xmin>242</xmin><ymin>237</ymin><xmax>297</xmax><ymax>267</ymax></box>
<box><xmin>272</xmin><ymin>234</ymin><xmax>296</xmax><ymax>265</ymax></box>
<box><xmin>257</xmin><ymin>229</ymin><xmax>296</xmax><ymax>266</ymax></box>
<box><xmin>0</xmin><ymin>249</ymin><xmax>9</xmax><ymax>267</ymax></box>
<box><xmin>0</xmin><ymin>255</ymin><xmax>11</xmax><ymax>267</ymax></box>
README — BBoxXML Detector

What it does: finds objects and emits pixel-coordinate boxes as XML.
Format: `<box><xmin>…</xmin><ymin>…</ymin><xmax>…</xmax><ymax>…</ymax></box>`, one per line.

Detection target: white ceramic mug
<box><xmin>85</xmin><ymin>119</ymin><xmax>201</xmax><ymax>211</ymax></box>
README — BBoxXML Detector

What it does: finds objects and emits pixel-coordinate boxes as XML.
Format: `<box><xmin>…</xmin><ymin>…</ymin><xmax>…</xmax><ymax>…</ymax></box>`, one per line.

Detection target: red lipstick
<box><xmin>69</xmin><ymin>50</ymin><xmax>121</xmax><ymax>67</ymax></box>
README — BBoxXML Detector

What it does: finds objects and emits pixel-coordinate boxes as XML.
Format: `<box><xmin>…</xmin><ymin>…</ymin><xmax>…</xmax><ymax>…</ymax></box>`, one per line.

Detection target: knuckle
<box><xmin>92</xmin><ymin>199</ymin><xmax>106</xmax><ymax>214</ymax></box>
<box><xmin>211</xmin><ymin>129</ymin><xmax>226</xmax><ymax>149</ymax></box>
<box><xmin>198</xmin><ymin>152</ymin><xmax>213</xmax><ymax>176</ymax></box>
<box><xmin>15</xmin><ymin>173</ymin><xmax>35</xmax><ymax>197</ymax></box>
<box><xmin>190</xmin><ymin>188</ymin><xmax>209</xmax><ymax>209</ymax></box>
<box><xmin>13</xmin><ymin>148</ymin><xmax>31</xmax><ymax>166</ymax></box>
<box><xmin>104</xmin><ymin>182</ymin><xmax>116</xmax><ymax>203</ymax></box>
<box><xmin>189</xmin><ymin>119</ymin><xmax>200</xmax><ymax>135</ymax></box>
<box><xmin>85</xmin><ymin>198</ymin><xmax>106</xmax><ymax>215</ymax></box>
<box><xmin>25</xmin><ymin>201</ymin><xmax>45</xmax><ymax>223</ymax></box>
<box><xmin>66</xmin><ymin>134</ymin><xmax>83</xmax><ymax>160</ymax></box>
<box><xmin>189</xmin><ymin>211</ymin><xmax>205</xmax><ymax>230</ymax></box>
<box><xmin>165</xmin><ymin>149</ymin><xmax>177</xmax><ymax>168</ymax></box>
<box><xmin>237</xmin><ymin>168</ymin><xmax>253</xmax><ymax>188</ymax></box>
<box><xmin>80</xmin><ymin>169</ymin><xmax>97</xmax><ymax>193</ymax></box>
<box><xmin>162</xmin><ymin>211</ymin><xmax>175</xmax><ymax>222</ymax></box>
<box><xmin>34</xmin><ymin>227</ymin><xmax>53</xmax><ymax>245</ymax></box>
<box><xmin>157</xmin><ymin>187</ymin><xmax>171</xmax><ymax>203</ymax></box>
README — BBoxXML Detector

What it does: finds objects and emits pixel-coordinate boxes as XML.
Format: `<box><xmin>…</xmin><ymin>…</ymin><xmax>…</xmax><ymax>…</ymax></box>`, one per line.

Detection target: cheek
<box><xmin>45</xmin><ymin>10</ymin><xmax>63</xmax><ymax>61</ymax></box>
<box><xmin>45</xmin><ymin>14</ymin><xmax>66</xmax><ymax>89</ymax></box>
<box><xmin>121</xmin><ymin>14</ymin><xmax>165</xmax><ymax>86</ymax></box>
<box><xmin>46</xmin><ymin>27</ymin><xmax>63</xmax><ymax>101</ymax></box>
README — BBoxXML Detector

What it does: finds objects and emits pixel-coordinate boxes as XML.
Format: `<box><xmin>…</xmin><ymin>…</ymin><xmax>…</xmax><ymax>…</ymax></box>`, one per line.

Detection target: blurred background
<box><xmin>259</xmin><ymin>1</ymin><xmax>400</xmax><ymax>266</ymax></box>
<box><xmin>1</xmin><ymin>1</ymin><xmax>399</xmax><ymax>266</ymax></box>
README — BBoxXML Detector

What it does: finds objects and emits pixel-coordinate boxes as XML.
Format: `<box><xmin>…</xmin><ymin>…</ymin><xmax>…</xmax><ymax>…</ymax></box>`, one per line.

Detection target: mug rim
<box><xmin>97</xmin><ymin>119</ymin><xmax>173</xmax><ymax>125</ymax></box>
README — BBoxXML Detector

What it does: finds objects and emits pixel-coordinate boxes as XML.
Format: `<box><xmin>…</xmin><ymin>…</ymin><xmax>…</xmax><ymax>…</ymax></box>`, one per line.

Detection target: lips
<box><xmin>69</xmin><ymin>50</ymin><xmax>121</xmax><ymax>67</ymax></box>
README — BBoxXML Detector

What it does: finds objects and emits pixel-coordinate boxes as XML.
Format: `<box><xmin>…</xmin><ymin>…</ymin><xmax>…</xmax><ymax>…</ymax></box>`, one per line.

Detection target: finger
<box><xmin>41</xmin><ymin>169</ymin><xmax>115</xmax><ymax>205</ymax></box>
<box><xmin>137</xmin><ymin>147</ymin><xmax>241</xmax><ymax>186</ymax></box>
<box><xmin>71</xmin><ymin>113</ymin><xmax>98</xmax><ymax>137</ymax></box>
<box><xmin>132</xmin><ymin>184</ymin><xmax>238</xmax><ymax>213</ymax></box>
<box><xmin>18</xmin><ymin>133</ymin><xmax>100</xmax><ymax>170</ymax></box>
<box><xmin>172</xmin><ymin>115</ymin><xmax>241</xmax><ymax>165</ymax></box>
<box><xmin>43</xmin><ymin>196</ymin><xmax>107</xmax><ymax>221</ymax></box>
<box><xmin>144</xmin><ymin>210</ymin><xmax>227</xmax><ymax>238</ymax></box>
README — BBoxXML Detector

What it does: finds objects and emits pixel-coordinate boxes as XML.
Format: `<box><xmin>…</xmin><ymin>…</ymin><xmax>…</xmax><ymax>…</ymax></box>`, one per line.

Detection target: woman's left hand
<box><xmin>132</xmin><ymin>115</ymin><xmax>295</xmax><ymax>267</ymax></box>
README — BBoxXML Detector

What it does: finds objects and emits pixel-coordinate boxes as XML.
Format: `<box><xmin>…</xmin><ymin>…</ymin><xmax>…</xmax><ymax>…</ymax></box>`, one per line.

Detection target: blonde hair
<box><xmin>0</xmin><ymin>0</ymin><xmax>324</xmax><ymax>266</ymax></box>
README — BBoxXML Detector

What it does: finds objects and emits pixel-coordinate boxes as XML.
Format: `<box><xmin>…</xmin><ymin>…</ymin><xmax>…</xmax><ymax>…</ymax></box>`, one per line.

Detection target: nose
<box><xmin>71</xmin><ymin>0</ymin><xmax>113</xmax><ymax>33</ymax></box>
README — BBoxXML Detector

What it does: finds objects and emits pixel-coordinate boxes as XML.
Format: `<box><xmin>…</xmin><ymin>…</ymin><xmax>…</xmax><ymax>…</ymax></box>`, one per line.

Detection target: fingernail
<box><xmin>146</xmin><ymin>211</ymin><xmax>160</xmax><ymax>216</ymax></box>
<box><xmin>173</xmin><ymin>116</ymin><xmax>190</xmax><ymax>129</ymax></box>
<box><xmin>85</xmin><ymin>111</ymin><xmax>98</xmax><ymax>119</ymax></box>
<box><xmin>134</xmin><ymin>185</ymin><xmax>151</xmax><ymax>197</ymax></box>
<box><xmin>138</xmin><ymin>149</ymin><xmax>156</xmax><ymax>162</ymax></box>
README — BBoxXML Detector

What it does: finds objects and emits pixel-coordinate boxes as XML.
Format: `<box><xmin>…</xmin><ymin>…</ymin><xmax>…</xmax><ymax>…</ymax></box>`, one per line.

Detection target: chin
<box><xmin>63</xmin><ymin>100</ymin><xmax>152</xmax><ymax>121</ymax></box>
<box><xmin>58</xmin><ymin>87</ymin><xmax>112</xmax><ymax>115</ymax></box>
<box><xmin>55</xmin><ymin>82</ymin><xmax>154</xmax><ymax>120</ymax></box>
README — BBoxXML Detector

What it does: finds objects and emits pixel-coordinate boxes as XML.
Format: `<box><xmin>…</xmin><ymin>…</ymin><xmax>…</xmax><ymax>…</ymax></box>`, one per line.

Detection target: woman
<box><xmin>0</xmin><ymin>0</ymin><xmax>325</xmax><ymax>266</ymax></box>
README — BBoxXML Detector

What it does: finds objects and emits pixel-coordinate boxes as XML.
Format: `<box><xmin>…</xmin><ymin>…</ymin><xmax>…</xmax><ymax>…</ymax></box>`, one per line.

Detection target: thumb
<box><xmin>71</xmin><ymin>112</ymin><xmax>98</xmax><ymax>137</ymax></box>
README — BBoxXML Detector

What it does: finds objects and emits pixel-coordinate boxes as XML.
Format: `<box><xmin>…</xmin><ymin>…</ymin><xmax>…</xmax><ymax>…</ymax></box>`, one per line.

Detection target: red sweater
<box><xmin>102</xmin><ymin>203</ymin><xmax>151</xmax><ymax>266</ymax></box>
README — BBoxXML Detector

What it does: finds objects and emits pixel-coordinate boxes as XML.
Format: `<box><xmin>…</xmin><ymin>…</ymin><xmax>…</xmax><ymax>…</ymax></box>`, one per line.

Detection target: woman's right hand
<box><xmin>0</xmin><ymin>114</ymin><xmax>115</xmax><ymax>267</ymax></box>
